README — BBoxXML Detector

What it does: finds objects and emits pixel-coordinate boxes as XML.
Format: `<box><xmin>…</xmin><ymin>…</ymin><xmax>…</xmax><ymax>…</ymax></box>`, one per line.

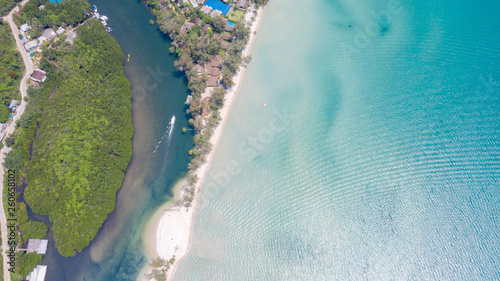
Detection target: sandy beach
<box><xmin>139</xmin><ymin>6</ymin><xmax>266</xmax><ymax>281</ymax></box>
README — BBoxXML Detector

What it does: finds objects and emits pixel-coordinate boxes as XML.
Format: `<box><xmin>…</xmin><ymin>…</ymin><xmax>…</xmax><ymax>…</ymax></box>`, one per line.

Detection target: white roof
<box><xmin>20</xmin><ymin>23</ymin><xmax>30</xmax><ymax>32</ymax></box>
<box><xmin>27</xmin><ymin>239</ymin><xmax>48</xmax><ymax>254</ymax></box>
<box><xmin>42</xmin><ymin>28</ymin><xmax>56</xmax><ymax>40</ymax></box>
<box><xmin>65</xmin><ymin>31</ymin><xmax>77</xmax><ymax>44</ymax></box>
<box><xmin>24</xmin><ymin>40</ymin><xmax>38</xmax><ymax>50</ymax></box>
<box><xmin>201</xmin><ymin>6</ymin><xmax>212</xmax><ymax>14</ymax></box>
<box><xmin>56</xmin><ymin>26</ymin><xmax>65</xmax><ymax>35</ymax></box>
<box><xmin>210</xmin><ymin>9</ymin><xmax>222</xmax><ymax>18</ymax></box>
<box><xmin>30</xmin><ymin>265</ymin><xmax>47</xmax><ymax>281</ymax></box>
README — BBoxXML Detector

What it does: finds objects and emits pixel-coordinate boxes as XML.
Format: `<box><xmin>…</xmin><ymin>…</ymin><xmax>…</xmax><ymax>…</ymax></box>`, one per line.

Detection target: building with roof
<box><xmin>15</xmin><ymin>6</ymin><xmax>23</xmax><ymax>16</ymax></box>
<box><xmin>20</xmin><ymin>23</ymin><xmax>30</xmax><ymax>33</ymax></box>
<box><xmin>24</xmin><ymin>40</ymin><xmax>38</xmax><ymax>51</ymax></box>
<box><xmin>9</xmin><ymin>100</ymin><xmax>18</xmax><ymax>108</ymax></box>
<box><xmin>27</xmin><ymin>239</ymin><xmax>48</xmax><ymax>254</ymax></box>
<box><xmin>29</xmin><ymin>265</ymin><xmax>47</xmax><ymax>281</ymax></box>
<box><xmin>202</xmin><ymin>97</ymin><xmax>211</xmax><ymax>116</ymax></box>
<box><xmin>209</xmin><ymin>56</ymin><xmax>222</xmax><ymax>68</ymax></box>
<box><xmin>179</xmin><ymin>22</ymin><xmax>194</xmax><ymax>33</ymax></box>
<box><xmin>220</xmin><ymin>41</ymin><xmax>229</xmax><ymax>49</ymax></box>
<box><xmin>222</xmin><ymin>33</ymin><xmax>233</xmax><ymax>41</ymax></box>
<box><xmin>203</xmin><ymin>24</ymin><xmax>211</xmax><ymax>32</ymax></box>
<box><xmin>210</xmin><ymin>9</ymin><xmax>223</xmax><ymax>18</ymax></box>
<box><xmin>224</xmin><ymin>22</ymin><xmax>234</xmax><ymax>31</ymax></box>
<box><xmin>0</xmin><ymin>132</ymin><xmax>6</xmax><ymax>142</ymax></box>
<box><xmin>181</xmin><ymin>7</ymin><xmax>188</xmax><ymax>13</ymax></box>
<box><xmin>9</xmin><ymin>99</ymin><xmax>18</xmax><ymax>112</ymax></box>
<box><xmin>197</xmin><ymin>0</ymin><xmax>206</xmax><ymax>4</ymax></box>
<box><xmin>201</xmin><ymin>5</ymin><xmax>212</xmax><ymax>14</ymax></box>
<box><xmin>65</xmin><ymin>30</ymin><xmax>77</xmax><ymax>44</ymax></box>
<box><xmin>194</xmin><ymin>18</ymin><xmax>201</xmax><ymax>26</ymax></box>
<box><xmin>30</xmin><ymin>69</ymin><xmax>47</xmax><ymax>83</ymax></box>
<box><xmin>238</xmin><ymin>0</ymin><xmax>249</xmax><ymax>9</ymax></box>
<box><xmin>207</xmin><ymin>66</ymin><xmax>221</xmax><ymax>77</ymax></box>
<box><xmin>206</xmin><ymin>76</ymin><xmax>218</xmax><ymax>87</ymax></box>
<box><xmin>42</xmin><ymin>28</ymin><xmax>56</xmax><ymax>41</ymax></box>
<box><xmin>56</xmin><ymin>26</ymin><xmax>65</xmax><ymax>35</ymax></box>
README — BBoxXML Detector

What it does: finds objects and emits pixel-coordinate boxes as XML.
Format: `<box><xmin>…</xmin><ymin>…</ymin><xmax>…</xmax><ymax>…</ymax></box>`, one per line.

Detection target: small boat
<box><xmin>100</xmin><ymin>15</ymin><xmax>109</xmax><ymax>21</ymax></box>
<box><xmin>106</xmin><ymin>27</ymin><xmax>113</xmax><ymax>32</ymax></box>
<box><xmin>101</xmin><ymin>20</ymin><xmax>107</xmax><ymax>26</ymax></box>
<box><xmin>92</xmin><ymin>5</ymin><xmax>97</xmax><ymax>12</ymax></box>
<box><xmin>127</xmin><ymin>54</ymin><xmax>130</xmax><ymax>62</ymax></box>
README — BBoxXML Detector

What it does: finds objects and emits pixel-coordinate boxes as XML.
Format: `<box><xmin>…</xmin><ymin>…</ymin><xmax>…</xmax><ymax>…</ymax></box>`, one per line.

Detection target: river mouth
<box><xmin>39</xmin><ymin>0</ymin><xmax>193</xmax><ymax>280</ymax></box>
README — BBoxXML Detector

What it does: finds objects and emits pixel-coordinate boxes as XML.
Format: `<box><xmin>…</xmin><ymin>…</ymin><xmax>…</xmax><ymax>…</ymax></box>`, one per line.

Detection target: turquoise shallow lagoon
<box><xmin>173</xmin><ymin>0</ymin><xmax>500</xmax><ymax>280</ymax></box>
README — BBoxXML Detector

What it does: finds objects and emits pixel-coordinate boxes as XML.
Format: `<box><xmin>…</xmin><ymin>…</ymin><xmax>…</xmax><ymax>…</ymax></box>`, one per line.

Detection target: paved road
<box><xmin>1</xmin><ymin>0</ymin><xmax>33</xmax><ymax>280</ymax></box>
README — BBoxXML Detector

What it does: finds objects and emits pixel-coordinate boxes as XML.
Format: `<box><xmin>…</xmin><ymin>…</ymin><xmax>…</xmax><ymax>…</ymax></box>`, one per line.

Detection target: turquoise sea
<box><xmin>36</xmin><ymin>0</ymin><xmax>500</xmax><ymax>279</ymax></box>
<box><xmin>173</xmin><ymin>0</ymin><xmax>500</xmax><ymax>280</ymax></box>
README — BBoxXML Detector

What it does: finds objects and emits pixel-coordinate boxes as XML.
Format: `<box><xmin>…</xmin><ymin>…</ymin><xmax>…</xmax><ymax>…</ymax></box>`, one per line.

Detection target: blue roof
<box><xmin>204</xmin><ymin>0</ymin><xmax>232</xmax><ymax>16</ymax></box>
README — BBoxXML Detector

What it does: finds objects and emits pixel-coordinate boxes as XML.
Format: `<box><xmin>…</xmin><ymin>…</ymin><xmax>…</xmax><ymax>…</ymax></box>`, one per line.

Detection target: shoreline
<box><xmin>139</xmin><ymin>5</ymin><xmax>266</xmax><ymax>281</ymax></box>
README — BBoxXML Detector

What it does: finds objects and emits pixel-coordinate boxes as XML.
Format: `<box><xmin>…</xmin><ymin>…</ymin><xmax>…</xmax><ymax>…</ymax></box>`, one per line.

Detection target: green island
<box><xmin>2</xmin><ymin>2</ymin><xmax>133</xmax><ymax>275</ymax></box>
<box><xmin>24</xmin><ymin>18</ymin><xmax>133</xmax><ymax>257</ymax></box>
<box><xmin>145</xmin><ymin>0</ymin><xmax>267</xmax><ymax>207</ymax></box>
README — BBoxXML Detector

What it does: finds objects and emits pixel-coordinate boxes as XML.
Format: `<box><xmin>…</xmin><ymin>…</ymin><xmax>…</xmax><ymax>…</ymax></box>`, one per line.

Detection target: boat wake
<box><xmin>153</xmin><ymin>115</ymin><xmax>175</xmax><ymax>154</ymax></box>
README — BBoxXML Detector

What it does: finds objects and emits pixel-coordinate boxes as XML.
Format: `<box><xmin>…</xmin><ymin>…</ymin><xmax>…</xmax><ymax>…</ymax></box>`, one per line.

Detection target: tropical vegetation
<box><xmin>13</xmin><ymin>0</ymin><xmax>90</xmax><ymax>37</ymax></box>
<box><xmin>0</xmin><ymin>0</ymin><xmax>21</xmax><ymax>16</ymax></box>
<box><xmin>0</xmin><ymin>20</ymin><xmax>23</xmax><ymax>122</ymax></box>
<box><xmin>145</xmin><ymin>0</ymin><xmax>262</xmax><ymax>206</ymax></box>
<box><xmin>3</xmin><ymin>12</ymin><xmax>132</xmax><ymax>258</ymax></box>
<box><xmin>21</xmin><ymin>18</ymin><xmax>133</xmax><ymax>256</ymax></box>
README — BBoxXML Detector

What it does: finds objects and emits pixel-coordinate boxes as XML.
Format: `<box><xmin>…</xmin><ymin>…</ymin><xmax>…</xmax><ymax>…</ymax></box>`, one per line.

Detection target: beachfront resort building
<box><xmin>180</xmin><ymin>22</ymin><xmax>194</xmax><ymax>33</ymax></box>
<box><xmin>220</xmin><ymin>41</ymin><xmax>229</xmax><ymax>49</ymax></box>
<box><xmin>238</xmin><ymin>0</ymin><xmax>249</xmax><ymax>10</ymax></box>
<box><xmin>205</xmin><ymin>56</ymin><xmax>222</xmax><ymax>87</ymax></box>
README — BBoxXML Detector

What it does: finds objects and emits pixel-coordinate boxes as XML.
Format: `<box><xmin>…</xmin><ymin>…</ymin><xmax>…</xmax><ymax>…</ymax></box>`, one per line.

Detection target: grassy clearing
<box><xmin>228</xmin><ymin>9</ymin><xmax>244</xmax><ymax>22</ymax></box>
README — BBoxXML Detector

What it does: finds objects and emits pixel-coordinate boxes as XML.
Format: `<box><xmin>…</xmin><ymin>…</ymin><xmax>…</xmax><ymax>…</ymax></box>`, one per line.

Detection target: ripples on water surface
<box><xmin>173</xmin><ymin>0</ymin><xmax>500</xmax><ymax>280</ymax></box>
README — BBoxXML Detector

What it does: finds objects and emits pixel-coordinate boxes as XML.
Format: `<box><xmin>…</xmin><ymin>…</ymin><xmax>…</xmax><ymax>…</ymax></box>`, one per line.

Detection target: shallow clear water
<box><xmin>173</xmin><ymin>0</ymin><xmax>500</xmax><ymax>280</ymax></box>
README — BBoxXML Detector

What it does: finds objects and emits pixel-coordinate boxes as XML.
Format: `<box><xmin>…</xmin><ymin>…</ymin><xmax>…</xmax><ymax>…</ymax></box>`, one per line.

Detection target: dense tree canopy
<box><xmin>0</xmin><ymin>0</ymin><xmax>21</xmax><ymax>16</ymax></box>
<box><xmin>24</xmin><ymin>19</ymin><xmax>133</xmax><ymax>256</ymax></box>
<box><xmin>16</xmin><ymin>252</ymin><xmax>42</xmax><ymax>277</ymax></box>
<box><xmin>0</xmin><ymin>20</ymin><xmax>23</xmax><ymax>122</ymax></box>
<box><xmin>14</xmin><ymin>0</ymin><xmax>89</xmax><ymax>37</ymax></box>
